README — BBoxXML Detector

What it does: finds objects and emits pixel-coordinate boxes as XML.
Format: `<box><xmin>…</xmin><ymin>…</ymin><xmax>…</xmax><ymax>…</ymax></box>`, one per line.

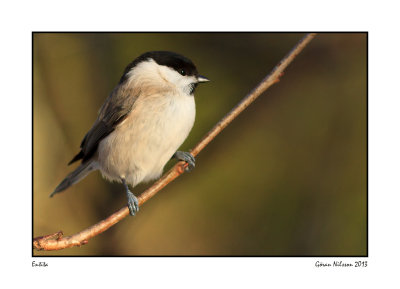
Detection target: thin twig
<box><xmin>33</xmin><ymin>33</ymin><xmax>317</xmax><ymax>251</ymax></box>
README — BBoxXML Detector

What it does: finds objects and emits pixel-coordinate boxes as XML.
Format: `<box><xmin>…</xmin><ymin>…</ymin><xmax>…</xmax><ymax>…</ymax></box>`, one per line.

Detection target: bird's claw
<box><xmin>126</xmin><ymin>190</ymin><xmax>139</xmax><ymax>216</ymax></box>
<box><xmin>122</xmin><ymin>178</ymin><xmax>139</xmax><ymax>216</ymax></box>
<box><xmin>174</xmin><ymin>151</ymin><xmax>195</xmax><ymax>172</ymax></box>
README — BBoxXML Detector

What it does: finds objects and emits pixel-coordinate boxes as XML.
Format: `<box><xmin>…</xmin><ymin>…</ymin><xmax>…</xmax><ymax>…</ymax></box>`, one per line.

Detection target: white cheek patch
<box><xmin>157</xmin><ymin>65</ymin><xmax>182</xmax><ymax>83</ymax></box>
<box><xmin>125</xmin><ymin>59</ymin><xmax>198</xmax><ymax>96</ymax></box>
<box><xmin>125</xmin><ymin>59</ymin><xmax>161</xmax><ymax>85</ymax></box>
<box><xmin>157</xmin><ymin>66</ymin><xmax>197</xmax><ymax>95</ymax></box>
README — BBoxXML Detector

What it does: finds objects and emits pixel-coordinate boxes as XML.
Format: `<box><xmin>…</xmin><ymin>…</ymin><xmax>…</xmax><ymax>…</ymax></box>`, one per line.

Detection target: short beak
<box><xmin>197</xmin><ymin>75</ymin><xmax>210</xmax><ymax>83</ymax></box>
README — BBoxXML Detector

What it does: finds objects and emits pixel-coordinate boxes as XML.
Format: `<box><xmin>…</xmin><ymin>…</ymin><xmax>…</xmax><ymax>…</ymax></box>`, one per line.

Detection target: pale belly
<box><xmin>96</xmin><ymin>93</ymin><xmax>195</xmax><ymax>187</ymax></box>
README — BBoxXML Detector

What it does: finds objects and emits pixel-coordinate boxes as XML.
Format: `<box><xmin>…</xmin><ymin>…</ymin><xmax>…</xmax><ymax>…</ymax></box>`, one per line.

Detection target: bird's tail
<box><xmin>50</xmin><ymin>161</ymin><xmax>97</xmax><ymax>197</ymax></box>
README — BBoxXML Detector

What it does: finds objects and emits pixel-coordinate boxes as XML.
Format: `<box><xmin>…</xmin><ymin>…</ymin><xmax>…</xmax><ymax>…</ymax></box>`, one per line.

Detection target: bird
<box><xmin>50</xmin><ymin>51</ymin><xmax>209</xmax><ymax>216</ymax></box>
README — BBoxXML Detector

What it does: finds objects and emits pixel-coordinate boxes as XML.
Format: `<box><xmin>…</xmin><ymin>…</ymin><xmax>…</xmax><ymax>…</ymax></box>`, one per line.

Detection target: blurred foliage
<box><xmin>33</xmin><ymin>33</ymin><xmax>366</xmax><ymax>256</ymax></box>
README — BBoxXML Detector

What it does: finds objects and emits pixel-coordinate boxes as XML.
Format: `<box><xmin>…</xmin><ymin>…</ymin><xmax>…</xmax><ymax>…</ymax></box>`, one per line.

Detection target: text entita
<box><xmin>315</xmin><ymin>261</ymin><xmax>353</xmax><ymax>267</ymax></box>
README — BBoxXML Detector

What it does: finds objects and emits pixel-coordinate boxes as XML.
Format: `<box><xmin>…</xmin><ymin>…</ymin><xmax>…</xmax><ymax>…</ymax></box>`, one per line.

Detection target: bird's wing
<box><xmin>69</xmin><ymin>84</ymin><xmax>139</xmax><ymax>165</ymax></box>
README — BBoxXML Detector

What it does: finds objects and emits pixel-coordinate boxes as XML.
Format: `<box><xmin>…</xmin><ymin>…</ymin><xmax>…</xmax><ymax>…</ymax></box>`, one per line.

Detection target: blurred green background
<box><xmin>33</xmin><ymin>33</ymin><xmax>366</xmax><ymax>256</ymax></box>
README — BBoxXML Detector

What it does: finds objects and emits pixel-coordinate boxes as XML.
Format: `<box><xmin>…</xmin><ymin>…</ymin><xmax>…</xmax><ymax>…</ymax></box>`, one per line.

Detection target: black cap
<box><xmin>119</xmin><ymin>51</ymin><xmax>199</xmax><ymax>84</ymax></box>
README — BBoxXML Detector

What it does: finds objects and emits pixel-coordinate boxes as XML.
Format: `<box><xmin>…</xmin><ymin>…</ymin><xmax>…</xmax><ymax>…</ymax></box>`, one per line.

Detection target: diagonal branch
<box><xmin>33</xmin><ymin>33</ymin><xmax>317</xmax><ymax>251</ymax></box>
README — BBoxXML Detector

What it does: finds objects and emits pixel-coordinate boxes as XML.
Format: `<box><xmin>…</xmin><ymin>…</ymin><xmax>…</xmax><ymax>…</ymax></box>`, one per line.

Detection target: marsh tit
<box><xmin>50</xmin><ymin>51</ymin><xmax>209</xmax><ymax>216</ymax></box>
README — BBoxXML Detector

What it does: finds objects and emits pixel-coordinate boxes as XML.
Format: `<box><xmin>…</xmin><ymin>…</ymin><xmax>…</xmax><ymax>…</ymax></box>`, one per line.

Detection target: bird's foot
<box><xmin>174</xmin><ymin>151</ymin><xmax>195</xmax><ymax>172</ymax></box>
<box><xmin>122</xmin><ymin>178</ymin><xmax>139</xmax><ymax>216</ymax></box>
<box><xmin>126</xmin><ymin>190</ymin><xmax>139</xmax><ymax>216</ymax></box>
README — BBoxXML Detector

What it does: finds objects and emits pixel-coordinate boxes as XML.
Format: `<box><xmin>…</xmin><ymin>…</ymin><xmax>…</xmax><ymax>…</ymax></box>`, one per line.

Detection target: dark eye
<box><xmin>179</xmin><ymin>69</ymin><xmax>186</xmax><ymax>76</ymax></box>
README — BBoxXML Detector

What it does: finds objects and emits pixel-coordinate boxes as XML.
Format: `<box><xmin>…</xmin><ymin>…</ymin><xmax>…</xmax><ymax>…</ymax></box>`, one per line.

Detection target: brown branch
<box><xmin>33</xmin><ymin>33</ymin><xmax>317</xmax><ymax>251</ymax></box>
